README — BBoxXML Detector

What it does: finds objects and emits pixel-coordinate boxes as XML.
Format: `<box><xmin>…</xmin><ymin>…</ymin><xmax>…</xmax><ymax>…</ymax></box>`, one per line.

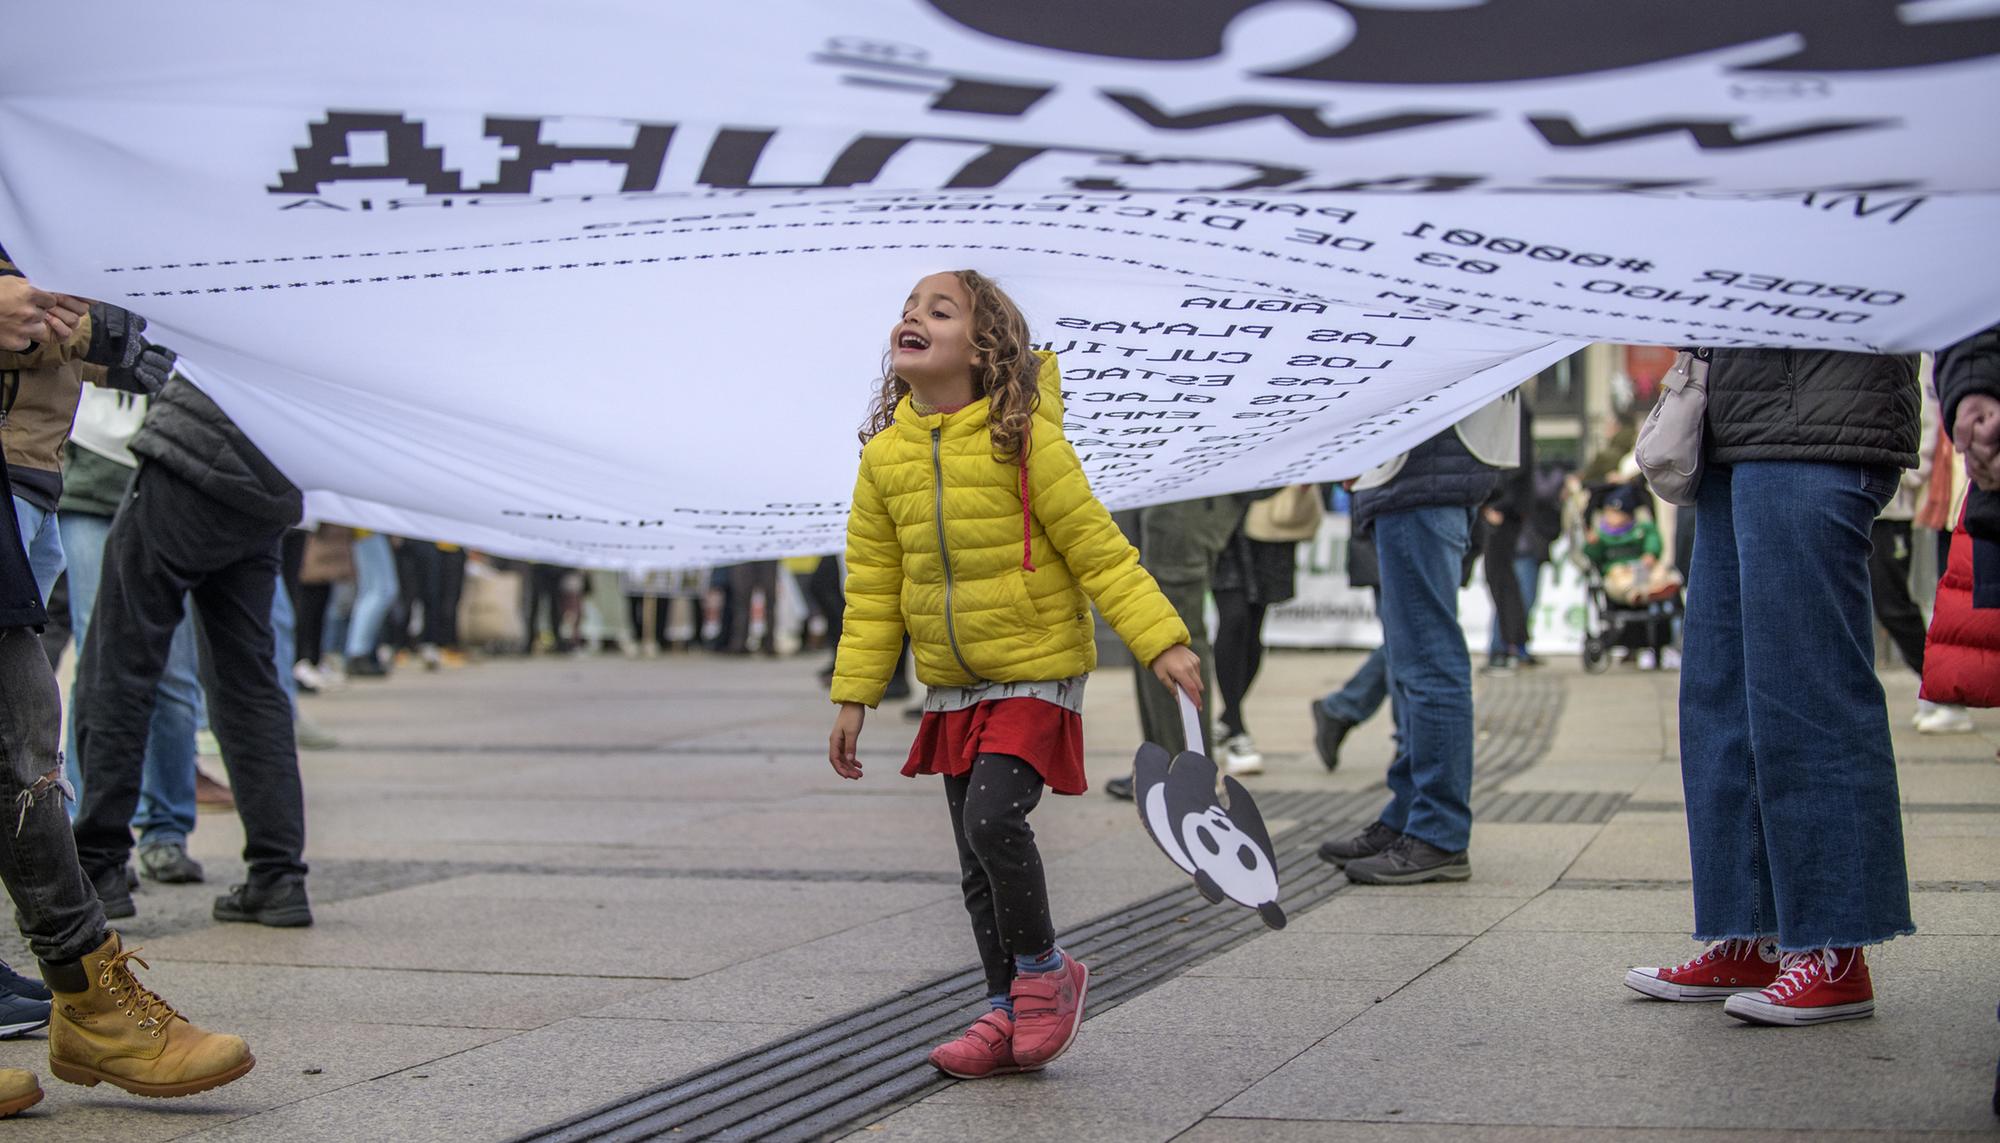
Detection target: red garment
<box><xmin>904</xmin><ymin>698</ymin><xmax>1088</xmax><ymax>795</ymax></box>
<box><xmin>1922</xmin><ymin>511</ymin><xmax>2000</xmax><ymax>708</ymax></box>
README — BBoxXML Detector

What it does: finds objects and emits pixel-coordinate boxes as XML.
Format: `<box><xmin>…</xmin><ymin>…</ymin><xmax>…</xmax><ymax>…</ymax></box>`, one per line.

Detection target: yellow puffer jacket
<box><xmin>832</xmin><ymin>352</ymin><xmax>1188</xmax><ymax>706</ymax></box>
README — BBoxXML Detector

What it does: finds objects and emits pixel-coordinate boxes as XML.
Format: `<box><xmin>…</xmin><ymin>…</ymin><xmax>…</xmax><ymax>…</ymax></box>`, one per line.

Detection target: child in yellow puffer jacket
<box><xmin>827</xmin><ymin>270</ymin><xmax>1200</xmax><ymax>1080</ymax></box>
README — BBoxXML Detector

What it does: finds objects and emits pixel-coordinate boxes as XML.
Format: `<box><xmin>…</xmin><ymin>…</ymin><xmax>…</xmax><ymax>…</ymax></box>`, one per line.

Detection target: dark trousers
<box><xmin>295</xmin><ymin>582</ymin><xmax>331</xmax><ymax>665</ymax></box>
<box><xmin>0</xmin><ymin>626</ymin><xmax>106</xmax><ymax>963</ymax></box>
<box><xmin>807</xmin><ymin>557</ymin><xmax>844</xmax><ymax>649</ymax></box>
<box><xmin>1212</xmin><ymin>589</ymin><xmax>1268</xmax><ymax>739</ymax></box>
<box><xmin>72</xmin><ymin>463</ymin><xmax>308</xmax><ymax>882</ymax></box>
<box><xmin>437</xmin><ymin>547</ymin><xmax>465</xmax><ymax>648</ymax></box>
<box><xmin>1484</xmin><ymin>515</ymin><xmax>1529</xmax><ymax>654</ymax></box>
<box><xmin>397</xmin><ymin>541</ymin><xmax>464</xmax><ymax>648</ymax></box>
<box><xmin>944</xmin><ymin>754</ymin><xmax>1055</xmax><ymax>999</ymax></box>
<box><xmin>1868</xmin><ymin>519</ymin><xmax>1926</xmax><ymax>674</ymax></box>
<box><xmin>527</xmin><ymin>564</ymin><xmax>569</xmax><ymax>649</ymax></box>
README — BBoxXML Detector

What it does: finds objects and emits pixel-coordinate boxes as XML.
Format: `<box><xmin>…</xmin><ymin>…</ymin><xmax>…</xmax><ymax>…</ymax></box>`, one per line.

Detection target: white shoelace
<box><xmin>1764</xmin><ymin>948</ymin><xmax>1848</xmax><ymax>1000</ymax></box>
<box><xmin>1673</xmin><ymin>938</ymin><xmax>1756</xmax><ymax>973</ymax></box>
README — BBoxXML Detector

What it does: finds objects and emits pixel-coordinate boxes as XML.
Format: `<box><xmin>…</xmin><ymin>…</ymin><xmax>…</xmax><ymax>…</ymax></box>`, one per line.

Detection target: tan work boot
<box><xmin>0</xmin><ymin>1069</ymin><xmax>42</xmax><ymax>1117</ymax></box>
<box><xmin>47</xmin><ymin>933</ymin><xmax>254</xmax><ymax>1097</ymax></box>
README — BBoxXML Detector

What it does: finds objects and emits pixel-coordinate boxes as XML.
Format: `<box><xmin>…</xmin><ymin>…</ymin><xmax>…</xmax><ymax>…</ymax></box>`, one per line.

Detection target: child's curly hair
<box><xmin>859</xmin><ymin>270</ymin><xmax>1040</xmax><ymax>463</ymax></box>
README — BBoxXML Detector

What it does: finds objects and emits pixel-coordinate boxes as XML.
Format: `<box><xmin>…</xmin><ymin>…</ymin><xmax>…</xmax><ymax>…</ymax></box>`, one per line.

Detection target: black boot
<box><xmin>213</xmin><ymin>874</ymin><xmax>313</xmax><ymax>927</ymax></box>
<box><xmin>89</xmin><ymin>864</ymin><xmax>135</xmax><ymax>920</ymax></box>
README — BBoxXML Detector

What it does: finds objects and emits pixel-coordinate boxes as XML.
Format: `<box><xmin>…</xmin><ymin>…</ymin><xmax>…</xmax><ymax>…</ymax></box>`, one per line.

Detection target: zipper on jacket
<box><xmin>931</xmin><ymin>427</ymin><xmax>984</xmax><ymax>681</ymax></box>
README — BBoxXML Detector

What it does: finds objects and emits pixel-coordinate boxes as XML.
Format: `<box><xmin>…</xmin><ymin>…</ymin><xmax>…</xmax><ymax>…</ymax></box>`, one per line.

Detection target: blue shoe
<box><xmin>0</xmin><ymin>988</ymin><xmax>49</xmax><ymax>1040</ymax></box>
<box><xmin>0</xmin><ymin>960</ymin><xmax>48</xmax><ymax>1003</ymax></box>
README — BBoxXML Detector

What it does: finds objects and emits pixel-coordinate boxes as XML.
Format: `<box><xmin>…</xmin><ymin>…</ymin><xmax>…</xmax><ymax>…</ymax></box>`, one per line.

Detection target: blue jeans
<box><xmin>345</xmin><ymin>534</ymin><xmax>398</xmax><ymax>659</ymax></box>
<box><xmin>1373</xmin><ymin>507</ymin><xmax>1475</xmax><ymax>853</ymax></box>
<box><xmin>1680</xmin><ymin>461</ymin><xmax>1913</xmax><ymax>950</ymax></box>
<box><xmin>58</xmin><ymin>511</ymin><xmax>200</xmax><ymax>846</ymax></box>
<box><xmin>11</xmin><ymin>497</ymin><xmax>65</xmax><ymax>603</ymax></box>
<box><xmin>1320</xmin><ymin>645</ymin><xmax>1389</xmax><ymax>725</ymax></box>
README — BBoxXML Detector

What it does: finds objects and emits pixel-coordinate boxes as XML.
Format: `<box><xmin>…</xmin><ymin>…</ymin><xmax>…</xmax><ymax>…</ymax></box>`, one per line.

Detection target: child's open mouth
<box><xmin>898</xmin><ymin>331</ymin><xmax>930</xmax><ymax>351</ymax></box>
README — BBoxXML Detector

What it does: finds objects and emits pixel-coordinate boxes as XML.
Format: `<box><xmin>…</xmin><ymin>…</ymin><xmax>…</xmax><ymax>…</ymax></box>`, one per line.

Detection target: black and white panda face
<box><xmin>1131</xmin><ymin>739</ymin><xmax>1286</xmax><ymax>929</ymax></box>
<box><xmin>1179</xmin><ymin>807</ymin><xmax>1279</xmax><ymax>904</ymax></box>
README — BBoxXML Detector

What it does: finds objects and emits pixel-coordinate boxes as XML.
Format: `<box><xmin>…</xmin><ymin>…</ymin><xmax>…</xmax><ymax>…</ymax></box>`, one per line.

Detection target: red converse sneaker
<box><xmin>928</xmin><ymin>1011</ymin><xmax>1030</xmax><ymax>1079</ymax></box>
<box><xmin>1009</xmin><ymin>953</ymin><xmax>1089</xmax><ymax>1068</ymax></box>
<box><xmin>1724</xmin><ymin>947</ymin><xmax>1874</xmax><ymax>1026</ymax></box>
<box><xmin>1625</xmin><ymin>938</ymin><xmax>1781</xmax><ymax>1001</ymax></box>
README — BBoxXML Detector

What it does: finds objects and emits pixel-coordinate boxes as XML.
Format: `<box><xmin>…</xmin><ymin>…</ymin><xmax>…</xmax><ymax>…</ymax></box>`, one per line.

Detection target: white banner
<box><xmin>3</xmin><ymin>3</ymin><xmax>1997</xmax><ymax>564</ymax></box>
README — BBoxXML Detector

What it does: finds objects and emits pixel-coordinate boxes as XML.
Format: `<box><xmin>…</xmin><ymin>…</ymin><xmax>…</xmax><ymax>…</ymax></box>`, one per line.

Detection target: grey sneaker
<box><xmin>1344</xmin><ymin>835</ymin><xmax>1471</xmax><ymax>885</ymax></box>
<box><xmin>137</xmin><ymin>841</ymin><xmax>206</xmax><ymax>884</ymax></box>
<box><xmin>1318</xmin><ymin>821</ymin><xmax>1402</xmax><ymax>867</ymax></box>
<box><xmin>295</xmin><ymin>716</ymin><xmax>340</xmax><ymax>751</ymax></box>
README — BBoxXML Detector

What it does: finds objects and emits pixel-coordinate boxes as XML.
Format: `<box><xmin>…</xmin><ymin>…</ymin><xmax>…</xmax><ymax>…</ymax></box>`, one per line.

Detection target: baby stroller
<box><xmin>1563</xmin><ymin>479</ymin><xmax>1683</xmax><ymax>673</ymax></box>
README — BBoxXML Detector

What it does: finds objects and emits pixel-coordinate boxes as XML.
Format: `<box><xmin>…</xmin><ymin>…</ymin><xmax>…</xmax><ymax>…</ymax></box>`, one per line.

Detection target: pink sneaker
<box><xmin>1009</xmin><ymin>953</ymin><xmax>1089</xmax><ymax>1068</ymax></box>
<box><xmin>1626</xmin><ymin>938</ymin><xmax>1781</xmax><ymax>1001</ymax></box>
<box><xmin>928</xmin><ymin>1011</ymin><xmax>1028</xmax><ymax>1079</ymax></box>
<box><xmin>1724</xmin><ymin>947</ymin><xmax>1875</xmax><ymax>1026</ymax></box>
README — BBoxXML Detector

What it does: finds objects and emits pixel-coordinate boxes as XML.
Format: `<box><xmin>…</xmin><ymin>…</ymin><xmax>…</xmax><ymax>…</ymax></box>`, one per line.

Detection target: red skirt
<box><xmin>903</xmin><ymin>698</ymin><xmax>1088</xmax><ymax>796</ymax></box>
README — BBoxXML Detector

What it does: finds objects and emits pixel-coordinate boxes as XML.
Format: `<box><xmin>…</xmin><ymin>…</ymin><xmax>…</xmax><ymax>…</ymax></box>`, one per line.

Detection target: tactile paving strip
<box><xmin>511</xmin><ymin>675</ymin><xmax>1567</xmax><ymax>1143</ymax></box>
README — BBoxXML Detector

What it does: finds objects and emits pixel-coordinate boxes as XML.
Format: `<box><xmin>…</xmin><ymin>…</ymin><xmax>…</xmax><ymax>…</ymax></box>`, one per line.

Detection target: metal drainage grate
<box><xmin>511</xmin><ymin>676</ymin><xmax>1567</xmax><ymax>1143</ymax></box>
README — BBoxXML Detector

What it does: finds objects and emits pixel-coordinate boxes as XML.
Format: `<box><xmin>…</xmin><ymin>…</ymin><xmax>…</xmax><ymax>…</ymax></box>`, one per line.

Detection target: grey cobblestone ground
<box><xmin>1</xmin><ymin>650</ymin><xmax>1992</xmax><ymax>1141</ymax></box>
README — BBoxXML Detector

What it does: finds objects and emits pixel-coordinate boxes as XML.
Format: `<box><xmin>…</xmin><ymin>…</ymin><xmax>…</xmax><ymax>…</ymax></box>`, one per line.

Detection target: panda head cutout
<box><xmin>1132</xmin><ymin>741</ymin><xmax>1286</xmax><ymax>930</ymax></box>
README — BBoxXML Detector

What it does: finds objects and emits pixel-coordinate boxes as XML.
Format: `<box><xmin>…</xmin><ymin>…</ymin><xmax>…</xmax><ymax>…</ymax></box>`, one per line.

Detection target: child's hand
<box><xmin>828</xmin><ymin>703</ymin><xmax>866</xmax><ymax>779</ymax></box>
<box><xmin>1150</xmin><ymin>644</ymin><xmax>1203</xmax><ymax>708</ymax></box>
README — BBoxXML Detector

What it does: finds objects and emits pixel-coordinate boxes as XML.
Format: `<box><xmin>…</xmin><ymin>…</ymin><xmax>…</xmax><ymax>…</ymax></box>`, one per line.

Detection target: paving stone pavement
<box><xmin>1</xmin><ymin>649</ymin><xmax>1993</xmax><ymax>1141</ymax></box>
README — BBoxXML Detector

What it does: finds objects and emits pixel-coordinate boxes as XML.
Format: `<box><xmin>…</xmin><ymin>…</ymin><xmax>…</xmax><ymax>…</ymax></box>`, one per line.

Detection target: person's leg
<box><xmin>296</xmin><ymin>582</ymin><xmax>329</xmax><ymax>667</ymax></box>
<box><xmin>1732</xmin><ymin>463</ymin><xmax>1911</xmax><ymax>950</ymax></box>
<box><xmin>725</xmin><ymin>564</ymin><xmax>756</xmax><ymax>653</ymax></box>
<box><xmin>270</xmin><ymin>570</ymin><xmax>298</xmax><ymax>709</ymax></box>
<box><xmin>437</xmin><ymin>547</ymin><xmax>466</xmax><ymax>650</ymax></box>
<box><xmin>1514</xmin><ymin>555</ymin><xmax>1542</xmax><ymax>646</ymax></box>
<box><xmin>71</xmin><ymin>467</ymin><xmax>203</xmax><ymax>885</ymax></box>
<box><xmin>190</xmin><ymin>542</ymin><xmax>310</xmax><ymax>888</ymax></box>
<box><xmin>943</xmin><ymin>772</ymin><xmax>1013</xmax><ymax>1003</ymax></box>
<box><xmin>1484</xmin><ymin>516</ymin><xmax>1528</xmax><ymax>659</ymax></box>
<box><xmin>322</xmin><ymin>580</ymin><xmax>354</xmax><ymax>665</ymax></box>
<box><xmin>1867</xmin><ymin>519</ymin><xmax>1928</xmax><ymax>675</ymax></box>
<box><xmin>131</xmin><ymin>620</ymin><xmax>201</xmax><ymax>854</ymax></box>
<box><xmin>344</xmin><ymin>534</ymin><xmax>398</xmax><ymax>664</ymax></box>
<box><xmin>1239</xmin><ymin>601</ymin><xmax>1269</xmax><ymax>724</ymax></box>
<box><xmin>10</xmin><ymin>498</ymin><xmax>65</xmax><ymax>605</ymax></box>
<box><xmin>1678</xmin><ymin>464</ymin><xmax>1773</xmax><ymax>941</ymax></box>
<box><xmin>1211</xmin><ymin>587</ymin><xmax>1255</xmax><ymax>739</ymax></box>
<box><xmin>0</xmin><ymin>626</ymin><xmax>107</xmax><ymax>965</ymax></box>
<box><xmin>1371</xmin><ymin>506</ymin><xmax>1475</xmax><ymax>853</ymax></box>
<box><xmin>1320</xmin><ymin>644</ymin><xmax>1390</xmax><ymax>725</ymax></box>
<box><xmin>960</xmin><ymin>755</ymin><xmax>1056</xmax><ymax>967</ymax></box>
<box><xmin>56</xmin><ymin>511</ymin><xmax>112</xmax><ymax>798</ymax></box>
<box><xmin>809</xmin><ymin>557</ymin><xmax>844</xmax><ymax>648</ymax></box>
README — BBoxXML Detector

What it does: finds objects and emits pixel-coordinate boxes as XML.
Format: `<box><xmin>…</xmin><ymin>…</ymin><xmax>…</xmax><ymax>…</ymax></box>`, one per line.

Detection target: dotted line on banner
<box><xmin>104</xmin><ymin>216</ymin><xmax>1862</xmax><ymax>348</ymax></box>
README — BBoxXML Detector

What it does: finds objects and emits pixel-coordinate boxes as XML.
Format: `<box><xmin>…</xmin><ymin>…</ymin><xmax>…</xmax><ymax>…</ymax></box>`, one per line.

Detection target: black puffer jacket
<box><xmin>130</xmin><ymin>376</ymin><xmax>302</xmax><ymax>524</ymax></box>
<box><xmin>1935</xmin><ymin>323</ymin><xmax>2000</xmax><ymax>544</ymax></box>
<box><xmin>0</xmin><ymin>453</ymin><xmax>48</xmax><ymax>628</ymax></box>
<box><xmin>1703</xmin><ymin>349</ymin><xmax>1919</xmax><ymax>468</ymax></box>
<box><xmin>1352</xmin><ymin>428</ymin><xmax>1501</xmax><ymax>533</ymax></box>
